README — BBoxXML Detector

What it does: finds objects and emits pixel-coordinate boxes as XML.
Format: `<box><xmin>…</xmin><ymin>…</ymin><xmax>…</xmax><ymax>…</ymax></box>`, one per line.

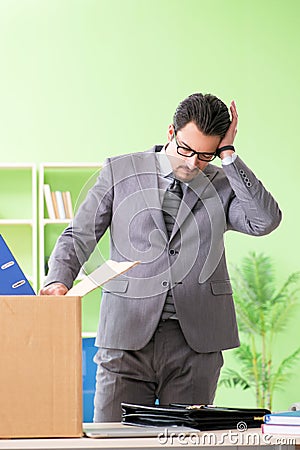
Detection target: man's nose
<box><xmin>186</xmin><ymin>154</ymin><xmax>199</xmax><ymax>168</ymax></box>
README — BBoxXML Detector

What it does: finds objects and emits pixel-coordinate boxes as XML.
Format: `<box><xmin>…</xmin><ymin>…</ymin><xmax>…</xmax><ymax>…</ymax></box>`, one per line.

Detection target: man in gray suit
<box><xmin>40</xmin><ymin>93</ymin><xmax>282</xmax><ymax>422</ymax></box>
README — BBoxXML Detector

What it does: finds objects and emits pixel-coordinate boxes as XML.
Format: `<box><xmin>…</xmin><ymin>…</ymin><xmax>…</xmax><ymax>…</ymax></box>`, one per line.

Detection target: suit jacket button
<box><xmin>162</xmin><ymin>280</ymin><xmax>169</xmax><ymax>287</ymax></box>
<box><xmin>244</xmin><ymin>177</ymin><xmax>252</xmax><ymax>187</ymax></box>
<box><xmin>169</xmin><ymin>249</ymin><xmax>176</xmax><ymax>255</ymax></box>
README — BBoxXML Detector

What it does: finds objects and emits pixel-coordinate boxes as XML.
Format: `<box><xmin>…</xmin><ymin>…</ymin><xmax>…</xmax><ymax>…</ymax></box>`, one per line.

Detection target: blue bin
<box><xmin>82</xmin><ymin>337</ymin><xmax>98</xmax><ymax>422</ymax></box>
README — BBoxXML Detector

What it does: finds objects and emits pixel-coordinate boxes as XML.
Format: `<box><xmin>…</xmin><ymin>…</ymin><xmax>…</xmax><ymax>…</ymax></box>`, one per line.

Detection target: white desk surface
<box><xmin>0</xmin><ymin>423</ymin><xmax>299</xmax><ymax>449</ymax></box>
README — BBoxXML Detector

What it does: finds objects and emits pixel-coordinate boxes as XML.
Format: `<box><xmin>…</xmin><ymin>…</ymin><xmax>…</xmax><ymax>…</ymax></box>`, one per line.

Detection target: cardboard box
<box><xmin>0</xmin><ymin>295</ymin><xmax>82</xmax><ymax>438</ymax></box>
<box><xmin>0</xmin><ymin>259</ymin><xmax>139</xmax><ymax>438</ymax></box>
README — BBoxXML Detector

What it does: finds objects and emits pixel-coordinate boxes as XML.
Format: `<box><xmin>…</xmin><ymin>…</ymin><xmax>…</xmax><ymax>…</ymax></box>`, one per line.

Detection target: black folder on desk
<box><xmin>121</xmin><ymin>403</ymin><xmax>270</xmax><ymax>430</ymax></box>
<box><xmin>0</xmin><ymin>234</ymin><xmax>35</xmax><ymax>295</ymax></box>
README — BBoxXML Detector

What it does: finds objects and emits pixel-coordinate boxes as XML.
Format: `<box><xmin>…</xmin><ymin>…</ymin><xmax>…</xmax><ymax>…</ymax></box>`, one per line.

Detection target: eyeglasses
<box><xmin>174</xmin><ymin>131</ymin><xmax>218</xmax><ymax>162</ymax></box>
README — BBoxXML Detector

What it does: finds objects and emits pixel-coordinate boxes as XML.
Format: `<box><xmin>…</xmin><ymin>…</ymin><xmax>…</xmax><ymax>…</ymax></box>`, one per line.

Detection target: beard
<box><xmin>172</xmin><ymin>164</ymin><xmax>200</xmax><ymax>182</ymax></box>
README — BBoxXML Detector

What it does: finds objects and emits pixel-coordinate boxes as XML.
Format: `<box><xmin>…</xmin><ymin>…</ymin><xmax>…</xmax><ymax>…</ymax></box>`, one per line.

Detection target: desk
<box><xmin>0</xmin><ymin>423</ymin><xmax>299</xmax><ymax>449</ymax></box>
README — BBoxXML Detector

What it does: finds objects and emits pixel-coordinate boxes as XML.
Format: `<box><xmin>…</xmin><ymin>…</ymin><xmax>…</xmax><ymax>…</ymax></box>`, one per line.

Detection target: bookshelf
<box><xmin>0</xmin><ymin>164</ymin><xmax>37</xmax><ymax>292</ymax></box>
<box><xmin>39</xmin><ymin>163</ymin><xmax>108</xmax><ymax>332</ymax></box>
<box><xmin>39</xmin><ymin>163</ymin><xmax>102</xmax><ymax>285</ymax></box>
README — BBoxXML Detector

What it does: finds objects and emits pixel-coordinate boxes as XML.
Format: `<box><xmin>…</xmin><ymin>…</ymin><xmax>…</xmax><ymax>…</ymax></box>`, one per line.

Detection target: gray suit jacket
<box><xmin>46</xmin><ymin>147</ymin><xmax>282</xmax><ymax>352</ymax></box>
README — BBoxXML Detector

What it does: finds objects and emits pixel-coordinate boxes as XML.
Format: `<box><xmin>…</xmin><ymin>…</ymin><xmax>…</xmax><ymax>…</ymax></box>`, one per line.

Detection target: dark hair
<box><xmin>173</xmin><ymin>93</ymin><xmax>230</xmax><ymax>138</ymax></box>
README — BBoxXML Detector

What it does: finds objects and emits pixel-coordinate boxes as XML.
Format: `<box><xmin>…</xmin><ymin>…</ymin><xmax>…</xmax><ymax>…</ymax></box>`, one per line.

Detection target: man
<box><xmin>40</xmin><ymin>93</ymin><xmax>282</xmax><ymax>422</ymax></box>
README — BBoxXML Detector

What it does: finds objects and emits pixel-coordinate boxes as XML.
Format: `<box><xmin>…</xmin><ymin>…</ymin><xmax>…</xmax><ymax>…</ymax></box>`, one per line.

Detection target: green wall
<box><xmin>1</xmin><ymin>0</ymin><xmax>299</xmax><ymax>410</ymax></box>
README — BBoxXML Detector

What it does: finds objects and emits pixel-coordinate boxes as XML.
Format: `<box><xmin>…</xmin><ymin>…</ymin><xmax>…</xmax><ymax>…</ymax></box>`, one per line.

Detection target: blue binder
<box><xmin>0</xmin><ymin>234</ymin><xmax>35</xmax><ymax>295</ymax></box>
<box><xmin>82</xmin><ymin>337</ymin><xmax>98</xmax><ymax>422</ymax></box>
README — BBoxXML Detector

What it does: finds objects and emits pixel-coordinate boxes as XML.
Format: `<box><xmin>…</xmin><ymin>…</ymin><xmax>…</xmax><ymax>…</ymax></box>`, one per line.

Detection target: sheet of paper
<box><xmin>66</xmin><ymin>260</ymin><xmax>140</xmax><ymax>297</ymax></box>
<box><xmin>83</xmin><ymin>422</ymin><xmax>199</xmax><ymax>438</ymax></box>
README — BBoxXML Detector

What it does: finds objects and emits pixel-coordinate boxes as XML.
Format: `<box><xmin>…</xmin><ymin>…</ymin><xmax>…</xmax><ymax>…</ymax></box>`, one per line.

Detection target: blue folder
<box><xmin>0</xmin><ymin>234</ymin><xmax>35</xmax><ymax>295</ymax></box>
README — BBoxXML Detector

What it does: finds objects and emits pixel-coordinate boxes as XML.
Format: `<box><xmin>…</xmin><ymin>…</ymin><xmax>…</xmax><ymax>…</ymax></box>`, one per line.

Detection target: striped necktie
<box><xmin>161</xmin><ymin>178</ymin><xmax>183</xmax><ymax>321</ymax></box>
<box><xmin>162</xmin><ymin>178</ymin><xmax>183</xmax><ymax>238</ymax></box>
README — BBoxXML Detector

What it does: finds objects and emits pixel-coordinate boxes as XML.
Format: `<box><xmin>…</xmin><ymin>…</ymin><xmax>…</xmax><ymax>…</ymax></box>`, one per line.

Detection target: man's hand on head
<box><xmin>39</xmin><ymin>282</ymin><xmax>68</xmax><ymax>296</ymax></box>
<box><xmin>218</xmin><ymin>100</ymin><xmax>238</xmax><ymax>159</ymax></box>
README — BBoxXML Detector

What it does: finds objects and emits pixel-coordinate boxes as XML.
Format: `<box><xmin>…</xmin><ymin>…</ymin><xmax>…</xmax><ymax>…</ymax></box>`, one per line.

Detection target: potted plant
<box><xmin>219</xmin><ymin>252</ymin><xmax>300</xmax><ymax>410</ymax></box>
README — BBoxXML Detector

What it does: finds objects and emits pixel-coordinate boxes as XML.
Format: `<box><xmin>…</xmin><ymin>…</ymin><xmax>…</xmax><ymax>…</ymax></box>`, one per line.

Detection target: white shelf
<box><xmin>0</xmin><ymin>163</ymin><xmax>36</xmax><ymax>169</ymax></box>
<box><xmin>43</xmin><ymin>219</ymin><xmax>71</xmax><ymax>225</ymax></box>
<box><xmin>0</xmin><ymin>219</ymin><xmax>34</xmax><ymax>225</ymax></box>
<box><xmin>82</xmin><ymin>332</ymin><xmax>97</xmax><ymax>338</ymax></box>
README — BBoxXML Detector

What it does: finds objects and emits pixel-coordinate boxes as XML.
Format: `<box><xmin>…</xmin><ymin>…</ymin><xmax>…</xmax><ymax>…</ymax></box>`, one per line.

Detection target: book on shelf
<box><xmin>51</xmin><ymin>191</ymin><xmax>59</xmax><ymax>219</ymax></box>
<box><xmin>264</xmin><ymin>410</ymin><xmax>300</xmax><ymax>425</ymax></box>
<box><xmin>66</xmin><ymin>191</ymin><xmax>74</xmax><ymax>218</ymax></box>
<box><xmin>43</xmin><ymin>184</ymin><xmax>55</xmax><ymax>219</ymax></box>
<box><xmin>62</xmin><ymin>191</ymin><xmax>74</xmax><ymax>219</ymax></box>
<box><xmin>44</xmin><ymin>186</ymin><xmax>73</xmax><ymax>220</ymax></box>
<box><xmin>262</xmin><ymin>423</ymin><xmax>300</xmax><ymax>435</ymax></box>
<box><xmin>55</xmin><ymin>191</ymin><xmax>66</xmax><ymax>219</ymax></box>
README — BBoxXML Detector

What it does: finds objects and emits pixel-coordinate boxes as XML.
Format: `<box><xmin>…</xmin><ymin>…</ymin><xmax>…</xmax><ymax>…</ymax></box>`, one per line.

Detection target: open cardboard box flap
<box><xmin>66</xmin><ymin>259</ymin><xmax>140</xmax><ymax>297</ymax></box>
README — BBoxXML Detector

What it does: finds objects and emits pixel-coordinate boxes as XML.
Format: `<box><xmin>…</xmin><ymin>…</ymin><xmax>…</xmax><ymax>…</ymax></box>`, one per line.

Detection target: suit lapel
<box><xmin>131</xmin><ymin>149</ymin><xmax>167</xmax><ymax>234</ymax></box>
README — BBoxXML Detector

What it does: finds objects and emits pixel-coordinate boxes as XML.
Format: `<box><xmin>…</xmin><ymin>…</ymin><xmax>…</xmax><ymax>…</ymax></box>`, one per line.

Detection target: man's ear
<box><xmin>167</xmin><ymin>124</ymin><xmax>175</xmax><ymax>142</ymax></box>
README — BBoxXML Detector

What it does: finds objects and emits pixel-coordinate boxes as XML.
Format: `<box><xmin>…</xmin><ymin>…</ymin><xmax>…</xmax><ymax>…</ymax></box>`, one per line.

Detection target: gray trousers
<box><xmin>93</xmin><ymin>319</ymin><xmax>223</xmax><ymax>422</ymax></box>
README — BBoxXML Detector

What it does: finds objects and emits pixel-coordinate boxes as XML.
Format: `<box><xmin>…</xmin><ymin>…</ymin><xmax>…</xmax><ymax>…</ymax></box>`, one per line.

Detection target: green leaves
<box><xmin>219</xmin><ymin>368</ymin><xmax>250</xmax><ymax>390</ymax></box>
<box><xmin>269</xmin><ymin>348</ymin><xmax>300</xmax><ymax>393</ymax></box>
<box><xmin>220</xmin><ymin>252</ymin><xmax>300</xmax><ymax>409</ymax></box>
